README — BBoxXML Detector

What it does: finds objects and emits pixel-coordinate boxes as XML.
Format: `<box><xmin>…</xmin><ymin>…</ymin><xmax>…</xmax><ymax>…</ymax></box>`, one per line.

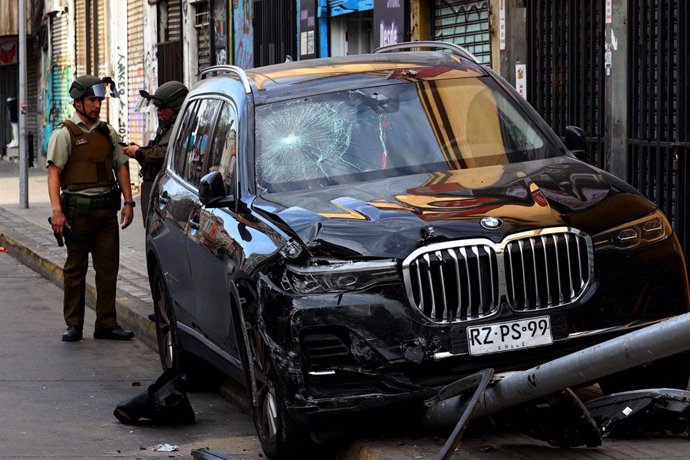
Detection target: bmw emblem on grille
<box><xmin>480</xmin><ymin>217</ymin><xmax>503</xmax><ymax>230</ymax></box>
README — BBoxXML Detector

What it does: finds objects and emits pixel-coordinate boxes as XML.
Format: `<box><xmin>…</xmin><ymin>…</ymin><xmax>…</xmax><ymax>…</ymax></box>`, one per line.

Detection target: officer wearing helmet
<box><xmin>46</xmin><ymin>74</ymin><xmax>135</xmax><ymax>342</ymax></box>
<box><xmin>123</xmin><ymin>80</ymin><xmax>188</xmax><ymax>223</ymax></box>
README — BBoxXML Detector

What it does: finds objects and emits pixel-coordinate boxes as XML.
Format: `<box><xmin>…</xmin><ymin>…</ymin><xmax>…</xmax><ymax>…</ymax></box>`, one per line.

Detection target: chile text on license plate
<box><xmin>466</xmin><ymin>316</ymin><xmax>553</xmax><ymax>356</ymax></box>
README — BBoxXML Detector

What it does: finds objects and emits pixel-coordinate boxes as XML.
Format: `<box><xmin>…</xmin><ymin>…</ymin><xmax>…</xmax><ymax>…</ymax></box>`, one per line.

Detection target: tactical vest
<box><xmin>59</xmin><ymin>120</ymin><xmax>117</xmax><ymax>192</ymax></box>
<box><xmin>139</xmin><ymin>124</ymin><xmax>172</xmax><ymax>181</ymax></box>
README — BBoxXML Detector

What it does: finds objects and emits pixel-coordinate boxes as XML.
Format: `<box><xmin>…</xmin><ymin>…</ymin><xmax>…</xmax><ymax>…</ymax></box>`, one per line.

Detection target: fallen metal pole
<box><xmin>424</xmin><ymin>312</ymin><xmax>690</xmax><ymax>427</ymax></box>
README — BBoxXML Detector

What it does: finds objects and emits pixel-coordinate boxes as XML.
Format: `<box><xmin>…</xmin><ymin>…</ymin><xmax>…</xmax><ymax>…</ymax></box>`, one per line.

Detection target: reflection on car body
<box><xmin>145</xmin><ymin>42</ymin><xmax>690</xmax><ymax>460</ymax></box>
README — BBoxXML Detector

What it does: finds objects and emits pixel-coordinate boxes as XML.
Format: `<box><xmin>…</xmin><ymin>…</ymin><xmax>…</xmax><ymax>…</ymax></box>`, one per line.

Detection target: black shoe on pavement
<box><xmin>62</xmin><ymin>325</ymin><xmax>83</xmax><ymax>342</ymax></box>
<box><xmin>94</xmin><ymin>325</ymin><xmax>135</xmax><ymax>341</ymax></box>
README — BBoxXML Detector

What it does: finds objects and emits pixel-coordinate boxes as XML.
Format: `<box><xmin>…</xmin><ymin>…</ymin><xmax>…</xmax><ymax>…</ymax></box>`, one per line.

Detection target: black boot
<box><xmin>62</xmin><ymin>325</ymin><xmax>83</xmax><ymax>342</ymax></box>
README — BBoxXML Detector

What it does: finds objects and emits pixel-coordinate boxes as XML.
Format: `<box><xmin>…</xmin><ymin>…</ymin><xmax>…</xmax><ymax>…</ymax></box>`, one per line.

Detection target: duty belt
<box><xmin>62</xmin><ymin>190</ymin><xmax>121</xmax><ymax>211</ymax></box>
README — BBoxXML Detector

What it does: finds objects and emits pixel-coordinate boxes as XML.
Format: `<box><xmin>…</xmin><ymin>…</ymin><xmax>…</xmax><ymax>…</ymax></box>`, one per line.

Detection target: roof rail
<box><xmin>373</xmin><ymin>41</ymin><xmax>480</xmax><ymax>64</ymax></box>
<box><xmin>199</xmin><ymin>65</ymin><xmax>251</xmax><ymax>94</ymax></box>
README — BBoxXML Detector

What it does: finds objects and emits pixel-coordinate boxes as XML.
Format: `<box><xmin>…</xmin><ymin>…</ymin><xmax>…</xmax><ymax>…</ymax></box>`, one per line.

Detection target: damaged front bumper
<box><xmin>255</xmin><ymin>255</ymin><xmax>689</xmax><ymax>427</ymax></box>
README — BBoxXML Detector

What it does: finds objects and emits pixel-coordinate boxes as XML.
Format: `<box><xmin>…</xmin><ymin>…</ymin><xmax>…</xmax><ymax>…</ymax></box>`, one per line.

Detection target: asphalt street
<box><xmin>0</xmin><ymin>249</ymin><xmax>263</xmax><ymax>459</ymax></box>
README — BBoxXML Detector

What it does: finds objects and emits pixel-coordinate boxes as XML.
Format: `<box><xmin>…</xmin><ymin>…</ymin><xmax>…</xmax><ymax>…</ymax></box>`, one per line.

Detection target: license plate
<box><xmin>466</xmin><ymin>316</ymin><xmax>553</xmax><ymax>356</ymax></box>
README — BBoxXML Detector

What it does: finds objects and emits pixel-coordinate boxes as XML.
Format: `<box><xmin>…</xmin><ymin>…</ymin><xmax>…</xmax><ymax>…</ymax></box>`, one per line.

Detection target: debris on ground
<box><xmin>585</xmin><ymin>388</ymin><xmax>690</xmax><ymax>438</ymax></box>
<box><xmin>114</xmin><ymin>370</ymin><xmax>195</xmax><ymax>425</ymax></box>
<box><xmin>153</xmin><ymin>443</ymin><xmax>179</xmax><ymax>452</ymax></box>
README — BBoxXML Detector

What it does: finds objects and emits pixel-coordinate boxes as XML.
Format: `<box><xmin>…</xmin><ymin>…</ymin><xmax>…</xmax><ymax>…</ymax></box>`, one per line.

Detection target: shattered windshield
<box><xmin>255</xmin><ymin>77</ymin><xmax>561</xmax><ymax>194</ymax></box>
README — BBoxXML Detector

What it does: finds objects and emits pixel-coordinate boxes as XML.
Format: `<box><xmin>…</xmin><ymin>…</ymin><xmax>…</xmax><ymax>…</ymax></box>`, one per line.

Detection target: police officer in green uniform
<box><xmin>47</xmin><ymin>75</ymin><xmax>136</xmax><ymax>342</ymax></box>
<box><xmin>123</xmin><ymin>81</ymin><xmax>188</xmax><ymax>225</ymax></box>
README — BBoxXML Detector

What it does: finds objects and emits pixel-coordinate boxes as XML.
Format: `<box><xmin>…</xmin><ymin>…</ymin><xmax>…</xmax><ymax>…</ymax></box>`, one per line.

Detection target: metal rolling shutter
<box><xmin>75</xmin><ymin>0</ymin><xmax>86</xmax><ymax>75</ymax></box>
<box><xmin>434</xmin><ymin>0</ymin><xmax>491</xmax><ymax>65</ymax></box>
<box><xmin>74</xmin><ymin>0</ymin><xmax>107</xmax><ymax>79</ymax></box>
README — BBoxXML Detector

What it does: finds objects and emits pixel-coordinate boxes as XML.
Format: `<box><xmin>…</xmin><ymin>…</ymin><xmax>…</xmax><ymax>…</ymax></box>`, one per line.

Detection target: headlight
<box><xmin>281</xmin><ymin>260</ymin><xmax>399</xmax><ymax>294</ymax></box>
<box><xmin>593</xmin><ymin>210</ymin><xmax>672</xmax><ymax>251</ymax></box>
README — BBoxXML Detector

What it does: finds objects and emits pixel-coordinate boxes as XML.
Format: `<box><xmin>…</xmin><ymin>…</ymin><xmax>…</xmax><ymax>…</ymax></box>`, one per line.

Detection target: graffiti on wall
<box><xmin>128</xmin><ymin>66</ymin><xmax>147</xmax><ymax>147</ymax></box>
<box><xmin>143</xmin><ymin>50</ymin><xmax>158</xmax><ymax>98</ymax></box>
<box><xmin>116</xmin><ymin>45</ymin><xmax>128</xmax><ymax>140</ymax></box>
<box><xmin>213</xmin><ymin>1</ymin><xmax>228</xmax><ymax>65</ymax></box>
<box><xmin>233</xmin><ymin>0</ymin><xmax>253</xmax><ymax>68</ymax></box>
<box><xmin>42</xmin><ymin>64</ymin><xmax>72</xmax><ymax>154</ymax></box>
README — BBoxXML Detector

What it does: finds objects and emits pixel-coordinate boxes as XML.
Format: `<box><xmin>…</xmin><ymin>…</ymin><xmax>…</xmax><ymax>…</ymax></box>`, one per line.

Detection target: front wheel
<box><xmin>239</xmin><ymin>320</ymin><xmax>318</xmax><ymax>460</ymax></box>
<box><xmin>151</xmin><ymin>266</ymin><xmax>182</xmax><ymax>371</ymax></box>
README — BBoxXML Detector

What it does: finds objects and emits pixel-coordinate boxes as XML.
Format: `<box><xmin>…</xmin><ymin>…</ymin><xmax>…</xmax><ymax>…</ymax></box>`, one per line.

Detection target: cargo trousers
<box><xmin>62</xmin><ymin>194</ymin><xmax>120</xmax><ymax>330</ymax></box>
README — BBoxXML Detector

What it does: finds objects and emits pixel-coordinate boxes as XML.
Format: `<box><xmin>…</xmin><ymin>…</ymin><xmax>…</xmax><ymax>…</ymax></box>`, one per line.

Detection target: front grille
<box><xmin>404</xmin><ymin>244</ymin><xmax>500</xmax><ymax>322</ymax></box>
<box><xmin>402</xmin><ymin>228</ymin><xmax>593</xmax><ymax>323</ymax></box>
<box><xmin>505</xmin><ymin>232</ymin><xmax>590</xmax><ymax>310</ymax></box>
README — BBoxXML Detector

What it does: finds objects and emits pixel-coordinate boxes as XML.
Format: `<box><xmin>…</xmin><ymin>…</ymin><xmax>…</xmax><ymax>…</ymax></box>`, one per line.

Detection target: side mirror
<box><xmin>199</xmin><ymin>171</ymin><xmax>232</xmax><ymax>207</ymax></box>
<box><xmin>564</xmin><ymin>125</ymin><xmax>590</xmax><ymax>163</ymax></box>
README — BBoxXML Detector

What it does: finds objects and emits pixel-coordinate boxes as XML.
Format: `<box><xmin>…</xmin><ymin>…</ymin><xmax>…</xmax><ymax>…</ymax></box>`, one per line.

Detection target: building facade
<box><xmin>2</xmin><ymin>0</ymin><xmax>689</xmax><ymax>262</ymax></box>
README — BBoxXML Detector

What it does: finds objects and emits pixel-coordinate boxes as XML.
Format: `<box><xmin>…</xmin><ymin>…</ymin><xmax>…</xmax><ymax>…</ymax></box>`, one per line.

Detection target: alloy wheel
<box><xmin>153</xmin><ymin>269</ymin><xmax>177</xmax><ymax>370</ymax></box>
<box><xmin>250</xmin><ymin>327</ymin><xmax>279</xmax><ymax>442</ymax></box>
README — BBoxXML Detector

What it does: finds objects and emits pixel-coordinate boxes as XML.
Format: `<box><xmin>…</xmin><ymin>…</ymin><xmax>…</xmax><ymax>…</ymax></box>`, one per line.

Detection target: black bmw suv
<box><xmin>145</xmin><ymin>42</ymin><xmax>690</xmax><ymax>459</ymax></box>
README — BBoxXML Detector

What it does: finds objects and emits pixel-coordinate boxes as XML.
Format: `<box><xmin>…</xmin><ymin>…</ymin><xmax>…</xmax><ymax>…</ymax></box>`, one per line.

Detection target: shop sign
<box><xmin>374</xmin><ymin>0</ymin><xmax>405</xmax><ymax>47</ymax></box>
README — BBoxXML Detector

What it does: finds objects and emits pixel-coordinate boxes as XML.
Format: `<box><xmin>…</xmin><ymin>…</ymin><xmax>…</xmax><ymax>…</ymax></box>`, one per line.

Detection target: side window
<box><xmin>173</xmin><ymin>100</ymin><xmax>199</xmax><ymax>176</ymax></box>
<box><xmin>179</xmin><ymin>98</ymin><xmax>221</xmax><ymax>187</ymax></box>
<box><xmin>208</xmin><ymin>101</ymin><xmax>238</xmax><ymax>194</ymax></box>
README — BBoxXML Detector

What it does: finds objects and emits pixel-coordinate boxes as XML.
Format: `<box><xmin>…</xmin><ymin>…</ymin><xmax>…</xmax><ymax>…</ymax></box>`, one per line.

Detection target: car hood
<box><xmin>252</xmin><ymin>156</ymin><xmax>656</xmax><ymax>259</ymax></box>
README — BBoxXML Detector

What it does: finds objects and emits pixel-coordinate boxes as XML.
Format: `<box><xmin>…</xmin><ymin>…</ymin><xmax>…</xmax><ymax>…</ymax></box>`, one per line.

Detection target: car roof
<box><xmin>192</xmin><ymin>51</ymin><xmax>489</xmax><ymax>105</ymax></box>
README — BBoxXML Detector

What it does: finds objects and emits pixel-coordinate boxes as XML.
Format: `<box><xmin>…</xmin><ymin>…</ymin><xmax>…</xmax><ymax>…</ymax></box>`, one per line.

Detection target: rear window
<box><xmin>255</xmin><ymin>76</ymin><xmax>561</xmax><ymax>194</ymax></box>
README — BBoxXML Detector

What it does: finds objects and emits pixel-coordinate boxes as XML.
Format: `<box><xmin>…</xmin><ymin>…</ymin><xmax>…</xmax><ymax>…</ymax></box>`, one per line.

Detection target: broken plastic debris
<box><xmin>0</xmin><ymin>247</ymin><xmax>8</xmax><ymax>253</ymax></box>
<box><xmin>113</xmin><ymin>370</ymin><xmax>195</xmax><ymax>425</ymax></box>
<box><xmin>585</xmin><ymin>388</ymin><xmax>690</xmax><ymax>438</ymax></box>
<box><xmin>153</xmin><ymin>443</ymin><xmax>178</xmax><ymax>452</ymax></box>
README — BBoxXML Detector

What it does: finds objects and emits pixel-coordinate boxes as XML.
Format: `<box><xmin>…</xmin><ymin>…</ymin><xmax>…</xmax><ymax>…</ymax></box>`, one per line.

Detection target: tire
<box><xmin>151</xmin><ymin>266</ymin><xmax>182</xmax><ymax>372</ymax></box>
<box><xmin>598</xmin><ymin>352</ymin><xmax>690</xmax><ymax>394</ymax></box>
<box><xmin>239</xmin><ymin>319</ymin><xmax>318</xmax><ymax>460</ymax></box>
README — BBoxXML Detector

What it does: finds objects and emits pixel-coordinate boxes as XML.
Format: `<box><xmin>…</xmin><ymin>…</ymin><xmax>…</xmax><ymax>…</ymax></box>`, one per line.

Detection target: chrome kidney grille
<box><xmin>402</xmin><ymin>228</ymin><xmax>593</xmax><ymax>323</ymax></box>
